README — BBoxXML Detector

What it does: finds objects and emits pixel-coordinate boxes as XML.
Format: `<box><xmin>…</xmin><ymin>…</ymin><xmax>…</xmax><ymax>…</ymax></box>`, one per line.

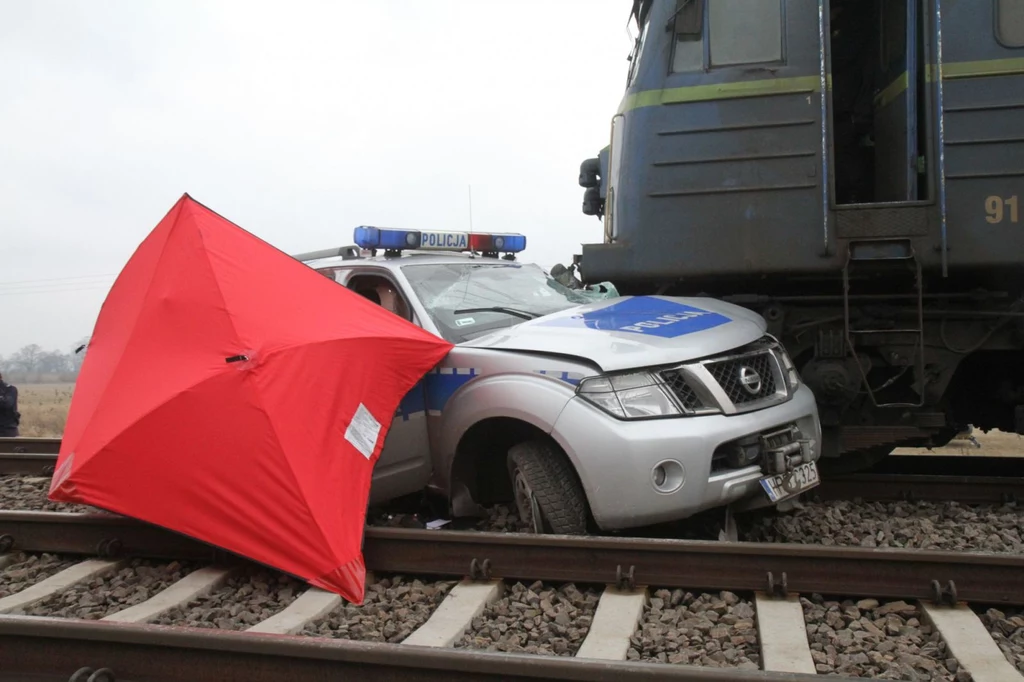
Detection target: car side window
<box><xmin>315</xmin><ymin>267</ymin><xmax>342</xmax><ymax>281</ymax></box>
<box><xmin>346</xmin><ymin>274</ymin><xmax>413</xmax><ymax>322</ymax></box>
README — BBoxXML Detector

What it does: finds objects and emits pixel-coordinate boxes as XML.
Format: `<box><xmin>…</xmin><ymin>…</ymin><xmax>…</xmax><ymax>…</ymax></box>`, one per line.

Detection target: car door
<box><xmin>338</xmin><ymin>270</ymin><xmax>434</xmax><ymax>505</ymax></box>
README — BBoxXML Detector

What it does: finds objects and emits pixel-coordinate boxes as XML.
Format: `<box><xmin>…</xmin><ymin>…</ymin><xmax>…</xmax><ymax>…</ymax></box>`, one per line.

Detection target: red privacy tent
<box><xmin>48</xmin><ymin>194</ymin><xmax>453</xmax><ymax>602</ymax></box>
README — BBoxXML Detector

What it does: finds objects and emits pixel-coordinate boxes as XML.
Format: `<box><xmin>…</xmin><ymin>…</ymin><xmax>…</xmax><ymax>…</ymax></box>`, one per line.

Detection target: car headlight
<box><xmin>576</xmin><ymin>371</ymin><xmax>681</xmax><ymax>420</ymax></box>
<box><xmin>776</xmin><ymin>345</ymin><xmax>801</xmax><ymax>389</ymax></box>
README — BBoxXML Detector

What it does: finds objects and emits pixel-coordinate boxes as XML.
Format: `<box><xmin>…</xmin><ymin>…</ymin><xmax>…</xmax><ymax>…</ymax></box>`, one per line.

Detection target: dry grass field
<box><xmin>893</xmin><ymin>428</ymin><xmax>1024</xmax><ymax>458</ymax></box>
<box><xmin>15</xmin><ymin>383</ymin><xmax>74</xmax><ymax>438</ymax></box>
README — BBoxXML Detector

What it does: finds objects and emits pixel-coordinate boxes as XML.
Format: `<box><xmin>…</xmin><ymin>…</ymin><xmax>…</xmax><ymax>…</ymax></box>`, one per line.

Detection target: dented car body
<box><xmin>300</xmin><ymin>234</ymin><xmax>821</xmax><ymax>534</ymax></box>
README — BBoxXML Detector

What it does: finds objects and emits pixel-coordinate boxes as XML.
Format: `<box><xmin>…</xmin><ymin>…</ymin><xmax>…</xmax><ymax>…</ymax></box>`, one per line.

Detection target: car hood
<box><xmin>461</xmin><ymin>295</ymin><xmax>767</xmax><ymax>372</ymax></box>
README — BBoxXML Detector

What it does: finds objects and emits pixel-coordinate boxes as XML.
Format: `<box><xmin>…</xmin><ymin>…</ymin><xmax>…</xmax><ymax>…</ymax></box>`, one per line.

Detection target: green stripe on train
<box><xmin>617</xmin><ymin>75</ymin><xmax>825</xmax><ymax>114</ymax></box>
<box><xmin>930</xmin><ymin>57</ymin><xmax>1024</xmax><ymax>80</ymax></box>
<box><xmin>619</xmin><ymin>58</ymin><xmax>1024</xmax><ymax>115</ymax></box>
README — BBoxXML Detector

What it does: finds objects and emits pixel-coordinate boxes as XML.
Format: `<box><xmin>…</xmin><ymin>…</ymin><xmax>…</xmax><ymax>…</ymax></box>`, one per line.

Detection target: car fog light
<box><xmin>651</xmin><ymin>459</ymin><xmax>685</xmax><ymax>494</ymax></box>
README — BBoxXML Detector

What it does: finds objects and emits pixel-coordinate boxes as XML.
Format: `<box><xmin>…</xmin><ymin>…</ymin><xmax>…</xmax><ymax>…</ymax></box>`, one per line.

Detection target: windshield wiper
<box><xmin>453</xmin><ymin>306</ymin><xmax>539</xmax><ymax>321</ymax></box>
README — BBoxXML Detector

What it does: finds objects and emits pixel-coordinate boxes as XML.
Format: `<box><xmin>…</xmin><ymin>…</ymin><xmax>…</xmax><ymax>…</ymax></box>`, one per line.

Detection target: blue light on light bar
<box><xmin>354</xmin><ymin>226</ymin><xmax>420</xmax><ymax>250</ymax></box>
<box><xmin>352</xmin><ymin>227</ymin><xmax>526</xmax><ymax>254</ymax></box>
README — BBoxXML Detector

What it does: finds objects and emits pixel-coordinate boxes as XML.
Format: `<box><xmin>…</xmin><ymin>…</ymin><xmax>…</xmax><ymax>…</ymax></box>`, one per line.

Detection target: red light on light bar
<box><xmin>468</xmin><ymin>233</ymin><xmax>526</xmax><ymax>252</ymax></box>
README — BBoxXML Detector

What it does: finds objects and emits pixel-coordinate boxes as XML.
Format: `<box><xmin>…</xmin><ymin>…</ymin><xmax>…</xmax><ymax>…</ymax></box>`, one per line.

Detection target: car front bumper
<box><xmin>550</xmin><ymin>383</ymin><xmax>821</xmax><ymax>530</ymax></box>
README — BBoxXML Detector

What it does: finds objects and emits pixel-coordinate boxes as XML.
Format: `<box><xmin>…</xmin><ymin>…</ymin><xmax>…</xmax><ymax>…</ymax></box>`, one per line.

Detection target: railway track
<box><xmin>0</xmin><ymin>436</ymin><xmax>62</xmax><ymax>455</ymax></box>
<box><xmin>2</xmin><ymin>510</ymin><xmax>1024</xmax><ymax>680</ymax></box>
<box><xmin>4</xmin><ymin>443</ymin><xmax>1024</xmax><ymax>505</ymax></box>
<box><xmin>3</xmin><ymin>437</ymin><xmax>1024</xmax><ymax>680</ymax></box>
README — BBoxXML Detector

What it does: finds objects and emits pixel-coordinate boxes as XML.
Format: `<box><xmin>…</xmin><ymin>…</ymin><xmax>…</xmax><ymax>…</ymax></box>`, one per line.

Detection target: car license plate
<box><xmin>759</xmin><ymin>461</ymin><xmax>820</xmax><ymax>503</ymax></box>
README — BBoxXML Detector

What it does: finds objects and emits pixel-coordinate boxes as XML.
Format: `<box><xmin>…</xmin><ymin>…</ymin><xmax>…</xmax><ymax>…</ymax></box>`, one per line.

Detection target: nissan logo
<box><xmin>738</xmin><ymin>366</ymin><xmax>762</xmax><ymax>395</ymax></box>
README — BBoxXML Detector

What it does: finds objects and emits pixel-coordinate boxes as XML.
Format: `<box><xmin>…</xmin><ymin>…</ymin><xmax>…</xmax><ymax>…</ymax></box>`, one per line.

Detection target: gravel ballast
<box><xmin>15</xmin><ymin>559</ymin><xmax>198</xmax><ymax>619</ymax></box>
<box><xmin>629</xmin><ymin>590</ymin><xmax>759</xmax><ymax>668</ymax></box>
<box><xmin>303</xmin><ymin>576</ymin><xmax>455</xmax><ymax>642</ymax></box>
<box><xmin>979</xmin><ymin>607</ymin><xmax>1024</xmax><ymax>674</ymax></box>
<box><xmin>802</xmin><ymin>596</ymin><xmax>962</xmax><ymax>680</ymax></box>
<box><xmin>371</xmin><ymin>498</ymin><xmax>1024</xmax><ymax>551</ymax></box>
<box><xmin>456</xmin><ymin>581</ymin><xmax>600</xmax><ymax>656</ymax></box>
<box><xmin>473</xmin><ymin>504</ymin><xmax>528</xmax><ymax>533</ymax></box>
<box><xmin>0</xmin><ymin>474</ymin><xmax>97</xmax><ymax>513</ymax></box>
<box><xmin>154</xmin><ymin>568</ymin><xmax>303</xmax><ymax>630</ymax></box>
<box><xmin>368</xmin><ymin>503</ymin><xmax>528</xmax><ymax>533</ymax></box>
<box><xmin>0</xmin><ymin>553</ymin><xmax>77</xmax><ymax>598</ymax></box>
<box><xmin>744</xmin><ymin>500</ymin><xmax>1024</xmax><ymax>553</ymax></box>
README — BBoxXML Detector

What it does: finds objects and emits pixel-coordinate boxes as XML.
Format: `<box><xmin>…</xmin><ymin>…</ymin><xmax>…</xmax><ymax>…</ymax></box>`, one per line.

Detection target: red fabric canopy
<box><xmin>49</xmin><ymin>194</ymin><xmax>453</xmax><ymax>602</ymax></box>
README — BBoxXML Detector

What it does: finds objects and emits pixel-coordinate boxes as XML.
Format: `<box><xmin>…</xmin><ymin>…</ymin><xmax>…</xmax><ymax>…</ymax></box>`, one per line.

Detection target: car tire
<box><xmin>507</xmin><ymin>440</ymin><xmax>588</xmax><ymax>535</ymax></box>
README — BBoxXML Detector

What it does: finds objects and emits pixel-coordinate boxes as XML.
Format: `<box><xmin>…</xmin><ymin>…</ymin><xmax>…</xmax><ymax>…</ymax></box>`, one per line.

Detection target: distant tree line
<box><xmin>0</xmin><ymin>339</ymin><xmax>89</xmax><ymax>383</ymax></box>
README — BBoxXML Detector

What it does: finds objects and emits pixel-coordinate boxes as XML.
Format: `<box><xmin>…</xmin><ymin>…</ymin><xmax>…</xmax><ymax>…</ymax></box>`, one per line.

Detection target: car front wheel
<box><xmin>507</xmin><ymin>440</ymin><xmax>588</xmax><ymax>535</ymax></box>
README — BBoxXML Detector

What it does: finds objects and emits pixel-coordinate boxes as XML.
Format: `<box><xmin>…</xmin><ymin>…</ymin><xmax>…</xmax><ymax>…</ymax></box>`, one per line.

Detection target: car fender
<box><xmin>437</xmin><ymin>373</ymin><xmax>577</xmax><ymax>475</ymax></box>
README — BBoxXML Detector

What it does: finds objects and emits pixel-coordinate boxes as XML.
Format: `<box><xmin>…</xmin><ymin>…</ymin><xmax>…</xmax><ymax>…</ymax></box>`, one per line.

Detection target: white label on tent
<box><xmin>345</xmin><ymin>403</ymin><xmax>381</xmax><ymax>460</ymax></box>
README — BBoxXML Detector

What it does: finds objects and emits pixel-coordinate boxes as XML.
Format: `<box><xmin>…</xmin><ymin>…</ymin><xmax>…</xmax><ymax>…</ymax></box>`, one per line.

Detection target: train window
<box><xmin>710</xmin><ymin>0</ymin><xmax>783</xmax><ymax>66</ymax></box>
<box><xmin>997</xmin><ymin>0</ymin><xmax>1024</xmax><ymax>47</ymax></box>
<box><xmin>672</xmin><ymin>35</ymin><xmax>704</xmax><ymax>72</ymax></box>
<box><xmin>671</xmin><ymin>0</ymin><xmax>705</xmax><ymax>72</ymax></box>
<box><xmin>628</xmin><ymin>5</ymin><xmax>653</xmax><ymax>86</ymax></box>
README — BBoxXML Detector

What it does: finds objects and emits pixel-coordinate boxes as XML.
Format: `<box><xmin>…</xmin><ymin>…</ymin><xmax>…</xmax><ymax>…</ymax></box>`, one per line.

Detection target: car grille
<box><xmin>657</xmin><ymin>336</ymin><xmax>789</xmax><ymax>414</ymax></box>
<box><xmin>659</xmin><ymin>369</ymin><xmax>705</xmax><ymax>411</ymax></box>
<box><xmin>706</xmin><ymin>350</ymin><xmax>778</xmax><ymax>405</ymax></box>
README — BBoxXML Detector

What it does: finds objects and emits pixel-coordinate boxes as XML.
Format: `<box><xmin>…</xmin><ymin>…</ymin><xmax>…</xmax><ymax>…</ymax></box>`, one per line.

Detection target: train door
<box><xmin>829</xmin><ymin>0</ymin><xmax>929</xmax><ymax>206</ymax></box>
<box><xmin>874</xmin><ymin>0</ymin><xmax>919</xmax><ymax>201</ymax></box>
<box><xmin>827</xmin><ymin>0</ymin><xmax>934</xmax><ymax>416</ymax></box>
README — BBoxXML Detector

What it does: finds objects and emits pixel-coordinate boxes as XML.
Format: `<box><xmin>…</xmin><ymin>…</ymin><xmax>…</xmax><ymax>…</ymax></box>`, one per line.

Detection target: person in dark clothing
<box><xmin>0</xmin><ymin>372</ymin><xmax>20</xmax><ymax>437</ymax></box>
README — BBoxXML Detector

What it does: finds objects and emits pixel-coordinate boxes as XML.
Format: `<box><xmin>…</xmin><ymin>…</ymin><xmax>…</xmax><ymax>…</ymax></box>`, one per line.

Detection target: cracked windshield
<box><xmin>401</xmin><ymin>262</ymin><xmax>591</xmax><ymax>343</ymax></box>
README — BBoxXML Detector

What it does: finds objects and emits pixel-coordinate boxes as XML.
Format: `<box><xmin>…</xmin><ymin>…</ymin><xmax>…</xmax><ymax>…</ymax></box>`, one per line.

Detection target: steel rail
<box><xmin>0</xmin><ymin>615</ymin><xmax>842</xmax><ymax>682</ymax></box>
<box><xmin>0</xmin><ymin>511</ymin><xmax>237</xmax><ymax>563</ymax></box>
<box><xmin>0</xmin><ymin>436</ymin><xmax>61</xmax><ymax>455</ymax></box>
<box><xmin>814</xmin><ymin>472</ymin><xmax>1024</xmax><ymax>504</ymax></box>
<box><xmin>3</xmin><ymin>511</ymin><xmax>1024</xmax><ymax>605</ymax></box>
<box><xmin>872</xmin><ymin>454</ymin><xmax>1024</xmax><ymax>477</ymax></box>
<box><xmin>0</xmin><ymin>452</ymin><xmax>56</xmax><ymax>475</ymax></box>
<box><xmin>5</xmin><ymin>451</ymin><xmax>1024</xmax><ymax>502</ymax></box>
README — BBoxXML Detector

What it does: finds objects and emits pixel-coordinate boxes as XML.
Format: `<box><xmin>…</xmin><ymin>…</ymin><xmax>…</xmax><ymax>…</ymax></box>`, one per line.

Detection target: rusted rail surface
<box><xmin>0</xmin><ymin>616</ymin><xmax>839</xmax><ymax>682</ymax></box>
<box><xmin>2</xmin><ymin>510</ymin><xmax>1023</xmax><ymax>605</ymax></box>
<box><xmin>0</xmin><ymin>436</ymin><xmax>61</xmax><ymax>455</ymax></box>
<box><xmin>0</xmin><ymin>452</ymin><xmax>56</xmax><ymax>476</ymax></box>
<box><xmin>873</xmin><ymin>454</ymin><xmax>1024</xmax><ymax>476</ymax></box>
<box><xmin>5</xmin><ymin>438</ymin><xmax>1021</xmax><ymax>472</ymax></box>
<box><xmin>0</xmin><ymin>511</ymin><xmax>238</xmax><ymax>563</ymax></box>
<box><xmin>5</xmin><ymin>450</ymin><xmax>1024</xmax><ymax>503</ymax></box>
<box><xmin>814</xmin><ymin>472</ymin><xmax>1024</xmax><ymax>505</ymax></box>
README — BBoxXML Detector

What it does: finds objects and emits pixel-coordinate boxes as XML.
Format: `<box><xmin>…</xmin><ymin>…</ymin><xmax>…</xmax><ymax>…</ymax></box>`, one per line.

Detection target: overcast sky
<box><xmin>0</xmin><ymin>0</ymin><xmax>631</xmax><ymax>357</ymax></box>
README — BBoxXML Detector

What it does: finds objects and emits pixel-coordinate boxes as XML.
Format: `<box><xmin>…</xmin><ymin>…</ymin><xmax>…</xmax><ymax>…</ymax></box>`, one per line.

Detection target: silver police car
<box><xmin>297</xmin><ymin>227</ymin><xmax>822</xmax><ymax>534</ymax></box>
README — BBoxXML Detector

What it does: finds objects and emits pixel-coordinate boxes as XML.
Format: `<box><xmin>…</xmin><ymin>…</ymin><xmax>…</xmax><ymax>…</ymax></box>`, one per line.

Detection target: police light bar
<box><xmin>353</xmin><ymin>226</ymin><xmax>526</xmax><ymax>254</ymax></box>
